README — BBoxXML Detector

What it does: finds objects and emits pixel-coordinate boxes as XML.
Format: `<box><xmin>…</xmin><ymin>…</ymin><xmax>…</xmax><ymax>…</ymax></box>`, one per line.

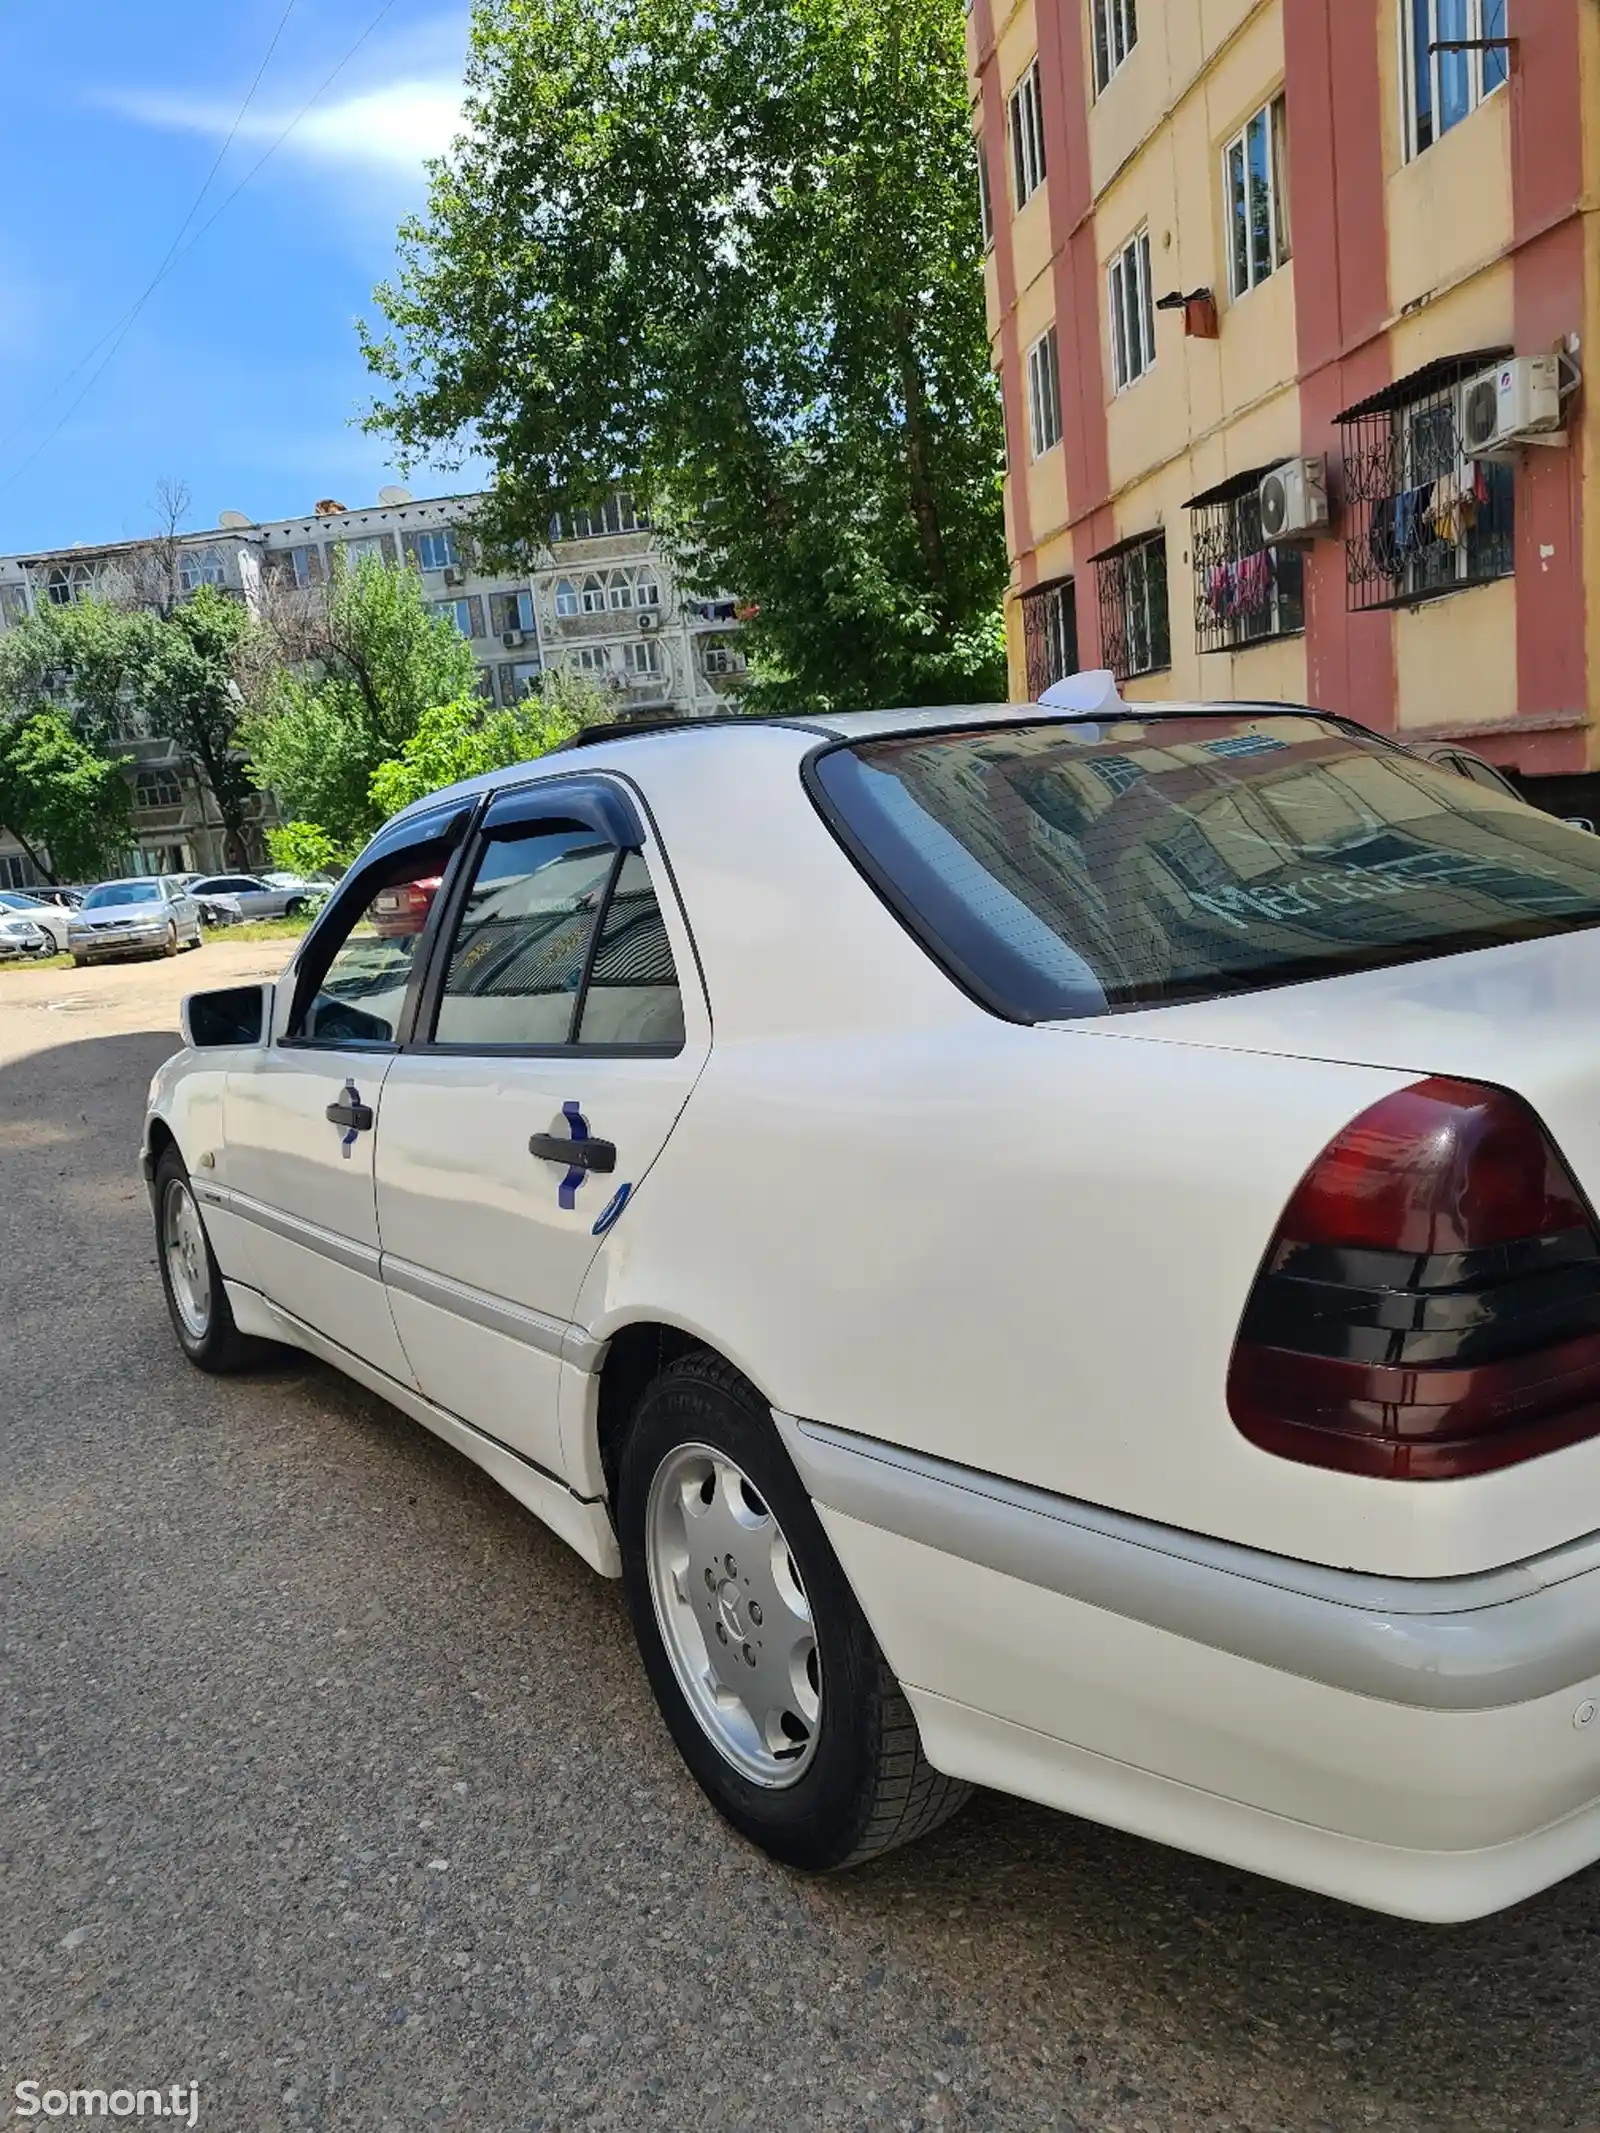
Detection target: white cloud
<box><xmin>96</xmin><ymin>78</ymin><xmax>465</xmax><ymax>173</ymax></box>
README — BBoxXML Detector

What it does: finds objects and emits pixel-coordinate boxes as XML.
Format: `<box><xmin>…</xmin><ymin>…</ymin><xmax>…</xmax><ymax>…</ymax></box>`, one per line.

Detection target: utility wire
<box><xmin>0</xmin><ymin>0</ymin><xmax>301</xmax><ymax>465</ymax></box>
<box><xmin>0</xmin><ymin>0</ymin><xmax>403</xmax><ymax>505</ymax></box>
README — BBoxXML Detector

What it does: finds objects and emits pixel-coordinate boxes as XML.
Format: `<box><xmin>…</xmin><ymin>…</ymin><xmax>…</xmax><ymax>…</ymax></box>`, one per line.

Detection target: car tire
<box><xmin>618</xmin><ymin>1350</ymin><xmax>971</xmax><ymax>1872</ymax></box>
<box><xmin>72</xmin><ymin>954</ymin><xmax>89</xmax><ymax>969</ymax></box>
<box><xmin>162</xmin><ymin>923</ymin><xmax>178</xmax><ymax>958</ymax></box>
<box><xmin>286</xmin><ymin>897</ymin><xmax>307</xmax><ymax>919</ymax></box>
<box><xmin>153</xmin><ymin>1146</ymin><xmax>274</xmax><ymax>1373</ymax></box>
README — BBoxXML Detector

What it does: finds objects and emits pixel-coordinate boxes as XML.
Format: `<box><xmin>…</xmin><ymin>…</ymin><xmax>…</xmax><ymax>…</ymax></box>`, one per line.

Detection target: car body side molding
<box><xmin>773</xmin><ymin>1413</ymin><xmax>1600</xmax><ymax>1711</ymax></box>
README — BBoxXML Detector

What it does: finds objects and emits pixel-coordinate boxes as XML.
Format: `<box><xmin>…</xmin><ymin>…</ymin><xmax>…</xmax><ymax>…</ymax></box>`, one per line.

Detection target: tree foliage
<box><xmin>0</xmin><ymin>711</ymin><xmax>130</xmax><ymax>884</ymax></box>
<box><xmin>244</xmin><ymin>554</ymin><xmax>481</xmax><ymax>850</ymax></box>
<box><xmin>362</xmin><ymin>0</ymin><xmax>1007</xmax><ymax>712</ymax></box>
<box><xmin>264</xmin><ymin>820</ymin><xmax>348</xmax><ymax>879</ymax></box>
<box><xmin>129</xmin><ymin>585</ymin><xmax>260</xmax><ymax>863</ymax></box>
<box><xmin>367</xmin><ymin>667</ymin><xmax>611</xmax><ymax>819</ymax></box>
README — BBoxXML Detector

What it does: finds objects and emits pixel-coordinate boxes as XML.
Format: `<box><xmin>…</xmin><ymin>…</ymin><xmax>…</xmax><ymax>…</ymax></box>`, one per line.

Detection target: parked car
<box><xmin>194</xmin><ymin>893</ymin><xmax>246</xmax><ymax>929</ymax></box>
<box><xmin>369</xmin><ymin>874</ymin><xmax>442</xmax><ymax>938</ymax></box>
<box><xmin>1407</xmin><ymin>740</ymin><xmax>1598</xmax><ymax>831</ymax></box>
<box><xmin>261</xmin><ymin>869</ymin><xmax>337</xmax><ymax>902</ymax></box>
<box><xmin>0</xmin><ymin>909</ymin><xmax>51</xmax><ymax>960</ymax></box>
<box><xmin>0</xmin><ymin>890</ymin><xmax>70</xmax><ymax>954</ymax></box>
<box><xmin>20</xmin><ymin>884</ymin><xmax>84</xmax><ymax>911</ymax></box>
<box><xmin>186</xmin><ymin>872</ymin><xmax>319</xmax><ymax>920</ymax></box>
<box><xmin>145</xmin><ymin>697</ymin><xmax>1600</xmax><ymax>1924</ymax></box>
<box><xmin>70</xmin><ymin>877</ymin><xmax>204</xmax><ymax>965</ymax></box>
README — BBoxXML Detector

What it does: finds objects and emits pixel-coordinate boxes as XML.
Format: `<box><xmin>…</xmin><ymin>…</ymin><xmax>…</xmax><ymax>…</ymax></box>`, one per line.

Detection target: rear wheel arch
<box><xmin>594</xmin><ymin>1322</ymin><xmax>787</xmax><ymax>1504</ymax></box>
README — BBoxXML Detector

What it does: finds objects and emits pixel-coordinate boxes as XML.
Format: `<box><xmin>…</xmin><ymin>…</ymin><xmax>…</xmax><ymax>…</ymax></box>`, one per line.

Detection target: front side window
<box><xmin>1008</xmin><ymin>61</ymin><xmax>1046</xmax><ymax>206</ymax></box>
<box><xmin>1108</xmin><ymin>229</ymin><xmax>1155</xmax><ymax>390</ymax></box>
<box><xmin>291</xmin><ymin>850</ymin><xmax>452</xmax><ymax>1045</ymax></box>
<box><xmin>809</xmin><ymin>713</ymin><xmax>1600</xmax><ymax>1021</ymax></box>
<box><xmin>1026</xmin><ymin>326</ymin><xmax>1063</xmax><ymax>458</ymax></box>
<box><xmin>1092</xmin><ymin>0</ymin><xmax>1138</xmax><ymax>93</ymax></box>
<box><xmin>1406</xmin><ymin>0</ymin><xmax>1509</xmax><ymax>157</ymax></box>
<box><xmin>1225</xmin><ymin>95</ymin><xmax>1290</xmax><ymax>300</ymax></box>
<box><xmin>417</xmin><ymin>528</ymin><xmax>458</xmax><ymax>571</ymax></box>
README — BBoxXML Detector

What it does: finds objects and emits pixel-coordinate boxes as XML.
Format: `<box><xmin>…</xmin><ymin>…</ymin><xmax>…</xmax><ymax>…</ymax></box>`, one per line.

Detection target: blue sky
<box><xmin>0</xmin><ymin>0</ymin><xmax>486</xmax><ymax>553</ymax></box>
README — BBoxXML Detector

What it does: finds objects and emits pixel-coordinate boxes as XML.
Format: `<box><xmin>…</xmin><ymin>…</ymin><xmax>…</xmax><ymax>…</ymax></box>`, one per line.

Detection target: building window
<box><xmin>506</xmin><ymin>659</ymin><xmax>543</xmax><ymax>700</ymax></box>
<box><xmin>1026</xmin><ymin>327</ymin><xmax>1063</xmax><ymax>458</ymax></box>
<box><xmin>431</xmin><ymin>597</ymin><xmax>474</xmax><ymax>637</ymax></box>
<box><xmin>179</xmin><ymin>546</ymin><xmax>226</xmax><ymax>592</ymax></box>
<box><xmin>340</xmin><ymin>535</ymin><xmax>387</xmax><ymax>569</ymax></box>
<box><xmin>1404</xmin><ymin>0</ymin><xmax>1509</xmax><ymax>159</ymax></box>
<box><xmin>623</xmin><ymin>639</ymin><xmax>661</xmax><ymax>677</ymax></box>
<box><xmin>0</xmin><ymin>853</ymin><xmax>40</xmax><ymax>890</ymax></box>
<box><xmin>1225</xmin><ymin>96</ymin><xmax>1290</xmax><ymax>300</ymax></box>
<box><xmin>44</xmin><ymin>563</ymin><xmax>94</xmax><ymax>607</ymax></box>
<box><xmin>1092</xmin><ymin>0</ymin><xmax>1138</xmax><ymax>94</ymax></box>
<box><xmin>135</xmin><ymin>768</ymin><xmax>184</xmax><ymax>811</ymax></box>
<box><xmin>491</xmin><ymin>589</ymin><xmax>535</xmax><ymax>635</ymax></box>
<box><xmin>702</xmin><ymin>636</ymin><xmax>748</xmax><ymax>678</ymax></box>
<box><xmin>1188</xmin><ymin>470</ymin><xmax>1306</xmax><ymax>653</ymax></box>
<box><xmin>635</xmin><ymin>574</ymin><xmax>660</xmax><ymax>608</ymax></box>
<box><xmin>555</xmin><ymin>493</ymin><xmax>651</xmax><ymax>540</ymax></box>
<box><xmin>1336</xmin><ymin>349</ymin><xmax>1516</xmax><ymax>613</ymax></box>
<box><xmin>580</xmin><ymin>573</ymin><xmax>607</xmax><ymax>614</ymax></box>
<box><xmin>1108</xmin><ymin>229</ymin><xmax>1155</xmax><ymax>390</ymax></box>
<box><xmin>1008</xmin><ymin>61</ymin><xmax>1046</xmax><ymax>207</ymax></box>
<box><xmin>976</xmin><ymin>141</ymin><xmax>994</xmax><ymax>250</ymax></box>
<box><xmin>0</xmin><ymin>584</ymin><xmax>27</xmax><ymax>626</ymax></box>
<box><xmin>1021</xmin><ymin>578</ymin><xmax>1078</xmax><ymax>698</ymax></box>
<box><xmin>1093</xmin><ymin>532</ymin><xmax>1170</xmax><ymax>682</ymax></box>
<box><xmin>417</xmin><ymin>528</ymin><xmax>457</xmax><ymax>571</ymax></box>
<box><xmin>289</xmin><ymin>544</ymin><xmax>323</xmax><ymax>589</ymax></box>
<box><xmin>608</xmin><ymin>573</ymin><xmax>635</xmax><ymax>611</ymax></box>
<box><xmin>693</xmin><ymin>597</ymin><xmax>739</xmax><ymax>623</ymax></box>
<box><xmin>555</xmin><ymin>578</ymin><xmax>580</xmax><ymax>616</ymax></box>
<box><xmin>574</xmin><ymin>646</ymin><xmax>610</xmax><ymax>674</ymax></box>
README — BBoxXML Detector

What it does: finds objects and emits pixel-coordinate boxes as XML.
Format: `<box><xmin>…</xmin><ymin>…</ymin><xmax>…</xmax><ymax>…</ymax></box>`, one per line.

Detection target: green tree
<box><xmin>368</xmin><ymin>668</ymin><xmax>611</xmax><ymax>819</ymax></box>
<box><xmin>131</xmin><ymin>584</ymin><xmax>261</xmax><ymax>866</ymax></box>
<box><xmin>0</xmin><ymin>600</ymin><xmax>151</xmax><ymax>751</ymax></box>
<box><xmin>245</xmin><ymin>552</ymin><xmax>480</xmax><ymax>849</ymax></box>
<box><xmin>264</xmin><ymin>821</ymin><xmax>349</xmax><ymax>879</ymax></box>
<box><xmin>0</xmin><ymin>711</ymin><xmax>130</xmax><ymax>883</ymax></box>
<box><xmin>361</xmin><ymin>0</ymin><xmax>1007</xmax><ymax>713</ymax></box>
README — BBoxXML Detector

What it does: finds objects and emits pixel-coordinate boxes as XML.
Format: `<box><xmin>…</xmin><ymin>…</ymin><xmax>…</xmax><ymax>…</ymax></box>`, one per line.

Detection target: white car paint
<box><xmin>0</xmin><ymin>891</ymin><xmax>70</xmax><ymax>953</ymax></box>
<box><xmin>143</xmin><ymin>704</ymin><xmax>1600</xmax><ymax>1921</ymax></box>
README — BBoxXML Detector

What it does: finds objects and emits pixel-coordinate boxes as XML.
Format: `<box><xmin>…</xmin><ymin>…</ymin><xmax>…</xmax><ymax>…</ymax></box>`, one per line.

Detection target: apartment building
<box><xmin>972</xmin><ymin>0</ymin><xmax>1599</xmax><ymax>801</ymax></box>
<box><xmin>0</xmin><ymin>488</ymin><xmax>746</xmax><ymax>886</ymax></box>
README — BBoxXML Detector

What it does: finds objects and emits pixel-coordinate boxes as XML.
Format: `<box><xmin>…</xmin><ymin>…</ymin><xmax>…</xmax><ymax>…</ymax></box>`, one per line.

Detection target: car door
<box><xmin>374</xmin><ymin>774</ymin><xmax>709</xmax><ymax>1477</ymax></box>
<box><xmin>163</xmin><ymin>877</ymin><xmax>201</xmax><ymax>944</ymax></box>
<box><xmin>218</xmin><ymin>801</ymin><xmax>475</xmax><ymax>1381</ymax></box>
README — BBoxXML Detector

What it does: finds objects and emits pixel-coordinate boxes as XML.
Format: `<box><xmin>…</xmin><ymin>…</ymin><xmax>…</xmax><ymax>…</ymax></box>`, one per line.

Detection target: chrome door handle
<box><xmin>529</xmin><ymin>1133</ymin><xmax>616</xmax><ymax>1173</ymax></box>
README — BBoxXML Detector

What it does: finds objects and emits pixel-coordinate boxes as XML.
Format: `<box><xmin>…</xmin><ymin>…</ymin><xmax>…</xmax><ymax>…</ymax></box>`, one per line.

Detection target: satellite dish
<box><xmin>217</xmin><ymin>509</ymin><xmax>253</xmax><ymax>530</ymax></box>
<box><xmin>378</xmin><ymin>485</ymin><xmax>413</xmax><ymax>507</ymax></box>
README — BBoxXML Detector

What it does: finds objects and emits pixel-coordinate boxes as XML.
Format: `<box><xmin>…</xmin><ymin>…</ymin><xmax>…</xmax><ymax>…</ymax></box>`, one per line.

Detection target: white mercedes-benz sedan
<box><xmin>143</xmin><ymin>693</ymin><xmax>1600</xmax><ymax>1921</ymax></box>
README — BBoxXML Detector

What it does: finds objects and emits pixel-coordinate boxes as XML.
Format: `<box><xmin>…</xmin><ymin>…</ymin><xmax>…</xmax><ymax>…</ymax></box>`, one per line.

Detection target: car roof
<box><xmin>388</xmin><ymin>699</ymin><xmax>1340</xmax><ymax>828</ymax></box>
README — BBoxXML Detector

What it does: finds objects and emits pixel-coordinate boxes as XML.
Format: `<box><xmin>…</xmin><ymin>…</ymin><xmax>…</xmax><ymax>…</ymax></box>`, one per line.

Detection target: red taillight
<box><xmin>1228</xmin><ymin>1077</ymin><xmax>1600</xmax><ymax>1480</ymax></box>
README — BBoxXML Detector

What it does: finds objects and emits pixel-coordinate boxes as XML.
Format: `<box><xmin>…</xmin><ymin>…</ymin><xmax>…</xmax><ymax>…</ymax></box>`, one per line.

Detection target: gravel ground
<box><xmin>3</xmin><ymin>947</ymin><xmax>1599</xmax><ymax>2132</ymax></box>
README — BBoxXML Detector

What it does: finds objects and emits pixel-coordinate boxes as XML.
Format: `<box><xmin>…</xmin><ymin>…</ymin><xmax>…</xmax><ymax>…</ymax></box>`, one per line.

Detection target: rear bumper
<box><xmin>776</xmin><ymin>1415</ymin><xmax>1600</xmax><ymax>1919</ymax></box>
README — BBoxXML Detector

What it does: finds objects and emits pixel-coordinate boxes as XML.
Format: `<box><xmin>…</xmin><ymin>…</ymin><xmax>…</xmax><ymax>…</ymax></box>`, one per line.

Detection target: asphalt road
<box><xmin>3</xmin><ymin>946</ymin><xmax>1599</xmax><ymax>2133</ymax></box>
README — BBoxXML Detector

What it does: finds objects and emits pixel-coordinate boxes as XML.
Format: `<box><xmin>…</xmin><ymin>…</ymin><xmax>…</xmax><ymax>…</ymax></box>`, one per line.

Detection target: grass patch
<box><xmin>223</xmin><ymin>916</ymin><xmax>316</xmax><ymax>943</ymax></box>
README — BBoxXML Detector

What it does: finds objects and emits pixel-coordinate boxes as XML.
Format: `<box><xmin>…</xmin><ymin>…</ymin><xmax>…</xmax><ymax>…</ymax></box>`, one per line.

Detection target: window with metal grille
<box><xmin>976</xmin><ymin>140</ymin><xmax>994</xmax><ymax>249</ymax></box>
<box><xmin>1021</xmin><ymin>578</ymin><xmax>1078</xmax><ymax>699</ymax></box>
<box><xmin>1026</xmin><ymin>327</ymin><xmax>1062</xmax><ymax>458</ymax></box>
<box><xmin>1224</xmin><ymin>96</ymin><xmax>1290</xmax><ymax>301</ymax></box>
<box><xmin>1093</xmin><ymin>532</ymin><xmax>1169</xmax><ymax>682</ymax></box>
<box><xmin>1188</xmin><ymin>469</ymin><xmax>1306</xmax><ymax>654</ymax></box>
<box><xmin>1404</xmin><ymin>0</ymin><xmax>1509</xmax><ymax>160</ymax></box>
<box><xmin>1108</xmin><ymin>229</ymin><xmax>1155</xmax><ymax>391</ymax></box>
<box><xmin>1092</xmin><ymin>0</ymin><xmax>1138</xmax><ymax>93</ymax></box>
<box><xmin>135</xmin><ymin>768</ymin><xmax>184</xmax><ymax>811</ymax></box>
<box><xmin>1009</xmin><ymin>62</ymin><xmax>1046</xmax><ymax>206</ymax></box>
<box><xmin>1335</xmin><ymin>350</ymin><xmax>1516</xmax><ymax>614</ymax></box>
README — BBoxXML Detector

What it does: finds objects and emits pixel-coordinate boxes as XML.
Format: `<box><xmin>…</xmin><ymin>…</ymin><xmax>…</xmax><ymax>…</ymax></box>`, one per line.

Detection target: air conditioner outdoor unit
<box><xmin>1258</xmin><ymin>456</ymin><xmax>1330</xmax><ymax>542</ymax></box>
<box><xmin>442</xmin><ymin>565</ymin><xmax>465</xmax><ymax>586</ymax></box>
<box><xmin>1459</xmin><ymin>355</ymin><xmax>1565</xmax><ymax>458</ymax></box>
<box><xmin>502</xmin><ymin>629</ymin><xmax>525</xmax><ymax>648</ymax></box>
<box><xmin>638</xmin><ymin>612</ymin><xmax>659</xmax><ymax>632</ymax></box>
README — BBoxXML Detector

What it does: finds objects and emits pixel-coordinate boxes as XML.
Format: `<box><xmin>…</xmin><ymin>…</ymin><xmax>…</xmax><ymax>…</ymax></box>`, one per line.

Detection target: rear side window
<box><xmin>576</xmin><ymin>852</ymin><xmax>685</xmax><ymax>1046</ymax></box>
<box><xmin>810</xmin><ymin>714</ymin><xmax>1600</xmax><ymax>1020</ymax></box>
<box><xmin>434</xmin><ymin>827</ymin><xmax>616</xmax><ymax>1047</ymax></box>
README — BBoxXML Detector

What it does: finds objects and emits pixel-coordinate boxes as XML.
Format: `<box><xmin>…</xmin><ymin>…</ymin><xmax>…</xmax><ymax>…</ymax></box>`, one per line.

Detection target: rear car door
<box><xmin>218</xmin><ymin>802</ymin><xmax>473</xmax><ymax>1380</ymax></box>
<box><xmin>374</xmin><ymin>774</ymin><xmax>709</xmax><ymax>1477</ymax></box>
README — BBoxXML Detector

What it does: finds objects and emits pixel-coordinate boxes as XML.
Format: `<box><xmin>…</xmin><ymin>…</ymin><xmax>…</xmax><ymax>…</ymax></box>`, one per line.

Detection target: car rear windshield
<box><xmin>809</xmin><ymin>713</ymin><xmax>1600</xmax><ymax>1020</ymax></box>
<box><xmin>82</xmin><ymin>881</ymin><xmax>158</xmax><ymax>909</ymax></box>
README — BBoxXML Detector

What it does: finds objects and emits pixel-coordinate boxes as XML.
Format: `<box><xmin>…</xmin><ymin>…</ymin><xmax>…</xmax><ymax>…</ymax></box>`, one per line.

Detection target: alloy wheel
<box><xmin>645</xmin><ymin>1441</ymin><xmax>822</xmax><ymax>1787</ymax></box>
<box><xmin>163</xmin><ymin>1179</ymin><xmax>212</xmax><ymax>1339</ymax></box>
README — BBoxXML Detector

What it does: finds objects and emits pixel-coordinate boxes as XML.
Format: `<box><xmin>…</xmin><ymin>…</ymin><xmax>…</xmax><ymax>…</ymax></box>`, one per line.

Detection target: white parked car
<box><xmin>0</xmin><ymin>889</ymin><xmax>70</xmax><ymax>953</ymax></box>
<box><xmin>0</xmin><ymin>907</ymin><xmax>51</xmax><ymax>960</ymax></box>
<box><xmin>71</xmin><ymin>876</ymin><xmax>204</xmax><ymax>964</ymax></box>
<box><xmin>143</xmin><ymin>696</ymin><xmax>1600</xmax><ymax>1922</ymax></box>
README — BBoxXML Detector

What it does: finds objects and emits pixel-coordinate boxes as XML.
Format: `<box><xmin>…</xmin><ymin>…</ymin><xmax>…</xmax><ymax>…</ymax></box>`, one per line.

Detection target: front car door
<box><xmin>373</xmin><ymin>773</ymin><xmax>709</xmax><ymax>1478</ymax></box>
<box><xmin>217</xmin><ymin>801</ymin><xmax>474</xmax><ymax>1380</ymax></box>
<box><xmin>161</xmin><ymin>876</ymin><xmax>201</xmax><ymax>944</ymax></box>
